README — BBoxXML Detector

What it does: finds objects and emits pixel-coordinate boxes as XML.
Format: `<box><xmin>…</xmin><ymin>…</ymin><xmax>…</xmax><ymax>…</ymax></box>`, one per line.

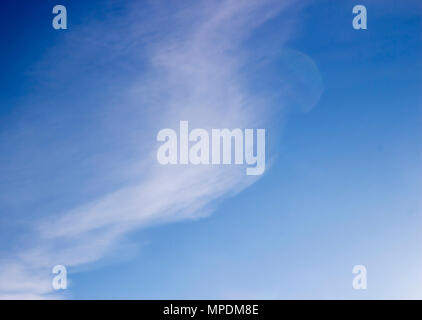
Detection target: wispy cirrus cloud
<box><xmin>0</xmin><ymin>0</ymin><xmax>322</xmax><ymax>299</ymax></box>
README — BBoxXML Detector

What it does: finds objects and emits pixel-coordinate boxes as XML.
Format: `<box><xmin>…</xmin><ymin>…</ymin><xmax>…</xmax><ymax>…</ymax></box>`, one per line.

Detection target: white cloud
<box><xmin>0</xmin><ymin>0</ymin><xmax>309</xmax><ymax>298</ymax></box>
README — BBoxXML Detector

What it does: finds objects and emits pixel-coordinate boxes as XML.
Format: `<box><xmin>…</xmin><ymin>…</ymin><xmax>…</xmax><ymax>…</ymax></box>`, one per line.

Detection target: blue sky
<box><xmin>0</xmin><ymin>0</ymin><xmax>421</xmax><ymax>299</ymax></box>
